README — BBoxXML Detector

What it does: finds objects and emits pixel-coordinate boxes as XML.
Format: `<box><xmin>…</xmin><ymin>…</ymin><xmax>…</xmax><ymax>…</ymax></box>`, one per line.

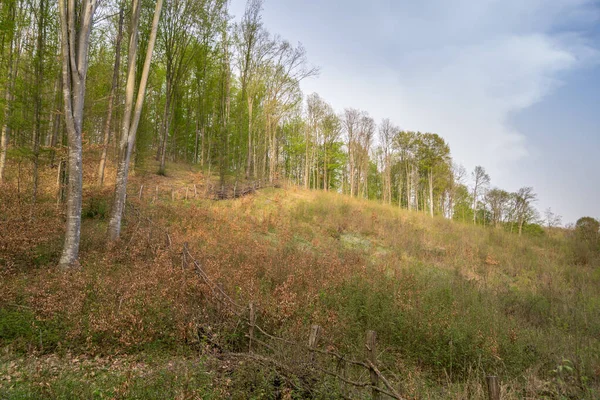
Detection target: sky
<box><xmin>229</xmin><ymin>0</ymin><xmax>600</xmax><ymax>225</ymax></box>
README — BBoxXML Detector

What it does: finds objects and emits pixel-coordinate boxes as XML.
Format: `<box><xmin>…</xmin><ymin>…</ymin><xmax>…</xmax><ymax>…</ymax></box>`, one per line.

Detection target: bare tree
<box><xmin>356</xmin><ymin>114</ymin><xmax>375</xmax><ymax>198</ymax></box>
<box><xmin>342</xmin><ymin>108</ymin><xmax>361</xmax><ymax>197</ymax></box>
<box><xmin>485</xmin><ymin>188</ymin><xmax>510</xmax><ymax>227</ymax></box>
<box><xmin>544</xmin><ymin>207</ymin><xmax>562</xmax><ymax>229</ymax></box>
<box><xmin>513</xmin><ymin>187</ymin><xmax>537</xmax><ymax>235</ymax></box>
<box><xmin>378</xmin><ymin>119</ymin><xmax>395</xmax><ymax>204</ymax></box>
<box><xmin>57</xmin><ymin>0</ymin><xmax>99</xmax><ymax>268</ymax></box>
<box><xmin>263</xmin><ymin>40</ymin><xmax>317</xmax><ymax>183</ymax></box>
<box><xmin>108</xmin><ymin>0</ymin><xmax>164</xmax><ymax>241</ymax></box>
<box><xmin>471</xmin><ymin>165</ymin><xmax>490</xmax><ymax>225</ymax></box>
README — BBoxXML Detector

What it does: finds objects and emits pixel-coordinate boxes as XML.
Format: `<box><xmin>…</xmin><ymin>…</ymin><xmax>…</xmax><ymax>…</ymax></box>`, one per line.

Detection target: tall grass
<box><xmin>1</xmin><ymin>166</ymin><xmax>599</xmax><ymax>398</ymax></box>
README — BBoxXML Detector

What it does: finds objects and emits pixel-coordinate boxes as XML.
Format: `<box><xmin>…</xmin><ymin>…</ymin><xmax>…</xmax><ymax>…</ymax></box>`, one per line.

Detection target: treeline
<box><xmin>0</xmin><ymin>0</ymin><xmax>578</xmax><ymax>264</ymax></box>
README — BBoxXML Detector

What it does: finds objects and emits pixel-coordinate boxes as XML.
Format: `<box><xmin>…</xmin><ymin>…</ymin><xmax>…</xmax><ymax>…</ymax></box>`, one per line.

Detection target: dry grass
<box><xmin>1</xmin><ymin>156</ymin><xmax>599</xmax><ymax>399</ymax></box>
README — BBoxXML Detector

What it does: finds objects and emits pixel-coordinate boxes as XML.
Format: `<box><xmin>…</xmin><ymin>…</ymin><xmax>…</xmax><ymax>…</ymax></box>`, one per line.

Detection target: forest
<box><xmin>0</xmin><ymin>0</ymin><xmax>560</xmax><ymax>266</ymax></box>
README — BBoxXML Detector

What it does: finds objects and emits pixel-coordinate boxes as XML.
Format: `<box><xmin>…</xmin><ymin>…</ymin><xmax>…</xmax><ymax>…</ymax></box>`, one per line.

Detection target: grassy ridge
<box><xmin>1</xmin><ymin>165</ymin><xmax>599</xmax><ymax>398</ymax></box>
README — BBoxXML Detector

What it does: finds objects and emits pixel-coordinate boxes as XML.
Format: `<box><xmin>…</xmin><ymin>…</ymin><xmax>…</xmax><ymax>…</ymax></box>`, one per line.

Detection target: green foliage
<box><xmin>576</xmin><ymin>217</ymin><xmax>600</xmax><ymax>242</ymax></box>
<box><xmin>83</xmin><ymin>195</ymin><xmax>108</xmax><ymax>220</ymax></box>
<box><xmin>522</xmin><ymin>223</ymin><xmax>545</xmax><ymax>237</ymax></box>
<box><xmin>571</xmin><ymin>217</ymin><xmax>600</xmax><ymax>265</ymax></box>
<box><xmin>0</xmin><ymin>355</ymin><xmax>215</xmax><ymax>400</ymax></box>
<box><xmin>320</xmin><ymin>270</ymin><xmax>548</xmax><ymax>379</ymax></box>
<box><xmin>0</xmin><ymin>308</ymin><xmax>64</xmax><ymax>353</ymax></box>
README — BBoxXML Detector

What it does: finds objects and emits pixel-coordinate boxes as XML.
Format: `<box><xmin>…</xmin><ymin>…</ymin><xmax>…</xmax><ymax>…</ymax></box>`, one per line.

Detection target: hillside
<box><xmin>1</xmin><ymin>163</ymin><xmax>599</xmax><ymax>399</ymax></box>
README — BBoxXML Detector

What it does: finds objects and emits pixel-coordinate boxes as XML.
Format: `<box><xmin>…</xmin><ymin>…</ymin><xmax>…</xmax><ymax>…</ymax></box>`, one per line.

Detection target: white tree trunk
<box><xmin>108</xmin><ymin>0</ymin><xmax>163</xmax><ymax>241</ymax></box>
<box><xmin>429</xmin><ymin>169</ymin><xmax>434</xmax><ymax>217</ymax></box>
<box><xmin>58</xmin><ymin>0</ymin><xmax>97</xmax><ymax>268</ymax></box>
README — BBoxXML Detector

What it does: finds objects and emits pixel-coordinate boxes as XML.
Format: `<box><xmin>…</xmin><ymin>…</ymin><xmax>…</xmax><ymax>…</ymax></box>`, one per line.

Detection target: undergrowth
<box><xmin>1</xmin><ymin>163</ymin><xmax>599</xmax><ymax>399</ymax></box>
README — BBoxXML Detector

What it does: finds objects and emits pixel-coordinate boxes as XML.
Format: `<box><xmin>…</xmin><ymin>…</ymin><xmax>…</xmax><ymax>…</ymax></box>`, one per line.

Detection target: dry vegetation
<box><xmin>1</xmin><ymin>157</ymin><xmax>599</xmax><ymax>399</ymax></box>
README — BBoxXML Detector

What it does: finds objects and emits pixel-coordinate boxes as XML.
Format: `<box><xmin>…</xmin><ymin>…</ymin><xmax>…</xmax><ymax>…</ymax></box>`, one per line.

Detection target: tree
<box><xmin>263</xmin><ymin>39</ymin><xmax>317</xmax><ymax>183</ymax></box>
<box><xmin>486</xmin><ymin>188</ymin><xmax>511</xmax><ymax>227</ymax></box>
<box><xmin>97</xmin><ymin>5</ymin><xmax>124</xmax><ymax>187</ymax></box>
<box><xmin>0</xmin><ymin>0</ymin><xmax>19</xmax><ymax>184</ymax></box>
<box><xmin>342</xmin><ymin>108</ymin><xmax>361</xmax><ymax>197</ymax></box>
<box><xmin>108</xmin><ymin>0</ymin><xmax>164</xmax><ymax>241</ymax></box>
<box><xmin>57</xmin><ymin>0</ymin><xmax>99</xmax><ymax>268</ymax></box>
<box><xmin>235</xmin><ymin>0</ymin><xmax>272</xmax><ymax>179</ymax></box>
<box><xmin>544</xmin><ymin>207</ymin><xmax>562</xmax><ymax>229</ymax></box>
<box><xmin>575</xmin><ymin>217</ymin><xmax>599</xmax><ymax>242</ymax></box>
<box><xmin>356</xmin><ymin>113</ymin><xmax>374</xmax><ymax>198</ymax></box>
<box><xmin>378</xmin><ymin>119</ymin><xmax>395</xmax><ymax>204</ymax></box>
<box><xmin>320</xmin><ymin>106</ymin><xmax>341</xmax><ymax>191</ymax></box>
<box><xmin>471</xmin><ymin>165</ymin><xmax>490</xmax><ymax>225</ymax></box>
<box><xmin>157</xmin><ymin>0</ymin><xmax>202</xmax><ymax>174</ymax></box>
<box><xmin>393</xmin><ymin>130</ymin><xmax>418</xmax><ymax>210</ymax></box>
<box><xmin>31</xmin><ymin>0</ymin><xmax>49</xmax><ymax>203</ymax></box>
<box><xmin>417</xmin><ymin>132</ymin><xmax>450</xmax><ymax>217</ymax></box>
<box><xmin>512</xmin><ymin>187</ymin><xmax>537</xmax><ymax>236</ymax></box>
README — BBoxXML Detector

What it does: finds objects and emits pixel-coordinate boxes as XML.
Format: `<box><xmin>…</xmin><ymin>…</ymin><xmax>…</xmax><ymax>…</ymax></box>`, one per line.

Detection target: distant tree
<box><xmin>378</xmin><ymin>118</ymin><xmax>396</xmax><ymax>204</ymax></box>
<box><xmin>575</xmin><ymin>217</ymin><xmax>599</xmax><ymax>242</ymax></box>
<box><xmin>342</xmin><ymin>108</ymin><xmax>362</xmax><ymax>197</ymax></box>
<box><xmin>486</xmin><ymin>188</ymin><xmax>511</xmax><ymax>227</ymax></box>
<box><xmin>544</xmin><ymin>207</ymin><xmax>562</xmax><ymax>229</ymax></box>
<box><xmin>452</xmin><ymin>183</ymin><xmax>473</xmax><ymax>222</ymax></box>
<box><xmin>512</xmin><ymin>187</ymin><xmax>537</xmax><ymax>236</ymax></box>
<box><xmin>471</xmin><ymin>165</ymin><xmax>490</xmax><ymax>224</ymax></box>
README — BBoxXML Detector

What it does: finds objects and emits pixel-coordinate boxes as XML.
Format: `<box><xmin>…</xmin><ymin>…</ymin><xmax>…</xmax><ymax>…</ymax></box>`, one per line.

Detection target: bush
<box><xmin>83</xmin><ymin>195</ymin><xmax>108</xmax><ymax>220</ymax></box>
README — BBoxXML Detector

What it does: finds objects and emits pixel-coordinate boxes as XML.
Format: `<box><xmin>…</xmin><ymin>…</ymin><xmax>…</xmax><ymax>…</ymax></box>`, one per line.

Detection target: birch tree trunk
<box><xmin>108</xmin><ymin>0</ymin><xmax>163</xmax><ymax>241</ymax></box>
<box><xmin>246</xmin><ymin>97</ymin><xmax>253</xmax><ymax>178</ymax></box>
<box><xmin>98</xmin><ymin>6</ymin><xmax>124</xmax><ymax>186</ymax></box>
<box><xmin>429</xmin><ymin>169</ymin><xmax>434</xmax><ymax>217</ymax></box>
<box><xmin>58</xmin><ymin>0</ymin><xmax>98</xmax><ymax>268</ymax></box>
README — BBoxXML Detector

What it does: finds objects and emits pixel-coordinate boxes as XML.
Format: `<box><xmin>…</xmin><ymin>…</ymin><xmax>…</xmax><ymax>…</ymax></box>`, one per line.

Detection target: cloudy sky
<box><xmin>229</xmin><ymin>0</ymin><xmax>600</xmax><ymax>224</ymax></box>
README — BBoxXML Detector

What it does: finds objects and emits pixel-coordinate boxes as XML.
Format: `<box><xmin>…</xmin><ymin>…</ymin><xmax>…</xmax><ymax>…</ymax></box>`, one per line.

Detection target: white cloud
<box><xmin>274</xmin><ymin>0</ymin><xmax>599</xmax><ymax>183</ymax></box>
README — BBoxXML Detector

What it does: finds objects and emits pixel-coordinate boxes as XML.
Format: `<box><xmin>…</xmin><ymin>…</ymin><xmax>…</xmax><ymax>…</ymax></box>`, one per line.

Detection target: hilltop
<box><xmin>1</xmin><ymin>162</ymin><xmax>599</xmax><ymax>399</ymax></box>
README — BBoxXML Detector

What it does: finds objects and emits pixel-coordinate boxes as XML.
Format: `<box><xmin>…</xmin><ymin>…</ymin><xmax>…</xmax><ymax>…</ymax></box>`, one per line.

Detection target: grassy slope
<box><xmin>1</xmin><ymin>160</ymin><xmax>599</xmax><ymax>399</ymax></box>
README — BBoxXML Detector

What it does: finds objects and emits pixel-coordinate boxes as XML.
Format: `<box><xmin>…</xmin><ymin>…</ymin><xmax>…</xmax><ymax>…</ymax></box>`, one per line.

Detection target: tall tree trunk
<box><xmin>58</xmin><ymin>0</ymin><xmax>97</xmax><ymax>268</ymax></box>
<box><xmin>0</xmin><ymin>3</ymin><xmax>17</xmax><ymax>185</ymax></box>
<box><xmin>429</xmin><ymin>169</ymin><xmax>434</xmax><ymax>217</ymax></box>
<box><xmin>32</xmin><ymin>0</ymin><xmax>47</xmax><ymax>202</ymax></box>
<box><xmin>159</xmin><ymin>75</ymin><xmax>172</xmax><ymax>174</ymax></box>
<box><xmin>304</xmin><ymin>125</ymin><xmax>310</xmax><ymax>189</ymax></box>
<box><xmin>246</xmin><ymin>97</ymin><xmax>253</xmax><ymax>179</ymax></box>
<box><xmin>108</xmin><ymin>0</ymin><xmax>163</xmax><ymax>241</ymax></box>
<box><xmin>406</xmin><ymin>164</ymin><xmax>411</xmax><ymax>211</ymax></box>
<box><xmin>98</xmin><ymin>6</ymin><xmax>124</xmax><ymax>186</ymax></box>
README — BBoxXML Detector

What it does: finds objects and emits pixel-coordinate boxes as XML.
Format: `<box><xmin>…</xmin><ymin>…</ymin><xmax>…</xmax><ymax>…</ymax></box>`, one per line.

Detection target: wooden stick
<box><xmin>366</xmin><ymin>330</ymin><xmax>380</xmax><ymax>400</ymax></box>
<box><xmin>308</xmin><ymin>324</ymin><xmax>321</xmax><ymax>362</ymax></box>
<box><xmin>486</xmin><ymin>376</ymin><xmax>500</xmax><ymax>400</ymax></box>
<box><xmin>367</xmin><ymin>360</ymin><xmax>404</xmax><ymax>400</ymax></box>
<box><xmin>248</xmin><ymin>303</ymin><xmax>255</xmax><ymax>352</ymax></box>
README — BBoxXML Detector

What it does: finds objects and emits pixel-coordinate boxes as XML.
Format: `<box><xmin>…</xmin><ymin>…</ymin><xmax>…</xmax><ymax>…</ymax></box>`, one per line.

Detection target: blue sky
<box><xmin>229</xmin><ymin>0</ymin><xmax>600</xmax><ymax>224</ymax></box>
